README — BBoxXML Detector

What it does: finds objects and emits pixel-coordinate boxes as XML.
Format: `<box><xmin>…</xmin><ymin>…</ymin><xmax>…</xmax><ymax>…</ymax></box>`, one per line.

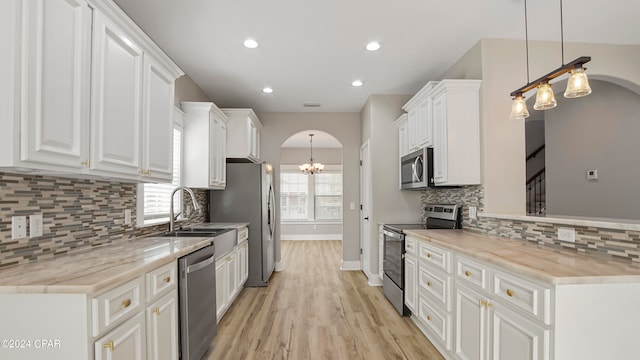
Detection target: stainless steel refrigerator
<box><xmin>210</xmin><ymin>162</ymin><xmax>275</xmax><ymax>287</ymax></box>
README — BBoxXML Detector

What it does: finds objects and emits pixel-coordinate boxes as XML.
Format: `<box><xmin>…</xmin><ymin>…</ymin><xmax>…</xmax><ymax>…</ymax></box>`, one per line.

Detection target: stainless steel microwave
<box><xmin>401</xmin><ymin>147</ymin><xmax>434</xmax><ymax>190</ymax></box>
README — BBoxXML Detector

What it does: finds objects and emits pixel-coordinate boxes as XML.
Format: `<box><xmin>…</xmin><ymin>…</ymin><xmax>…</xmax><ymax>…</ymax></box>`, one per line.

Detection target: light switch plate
<box><xmin>30</xmin><ymin>214</ymin><xmax>43</xmax><ymax>238</ymax></box>
<box><xmin>12</xmin><ymin>216</ymin><xmax>27</xmax><ymax>239</ymax></box>
<box><xmin>558</xmin><ymin>228</ymin><xmax>576</xmax><ymax>242</ymax></box>
<box><xmin>469</xmin><ymin>206</ymin><xmax>477</xmax><ymax>220</ymax></box>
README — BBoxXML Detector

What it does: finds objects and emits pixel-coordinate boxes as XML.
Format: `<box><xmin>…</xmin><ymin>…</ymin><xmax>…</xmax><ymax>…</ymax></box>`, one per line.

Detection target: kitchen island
<box><xmin>402</xmin><ymin>229</ymin><xmax>640</xmax><ymax>360</ymax></box>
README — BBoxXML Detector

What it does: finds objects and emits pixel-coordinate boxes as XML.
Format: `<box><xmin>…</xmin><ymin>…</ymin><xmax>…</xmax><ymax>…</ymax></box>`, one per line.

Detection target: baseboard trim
<box><xmin>340</xmin><ymin>260</ymin><xmax>361</xmax><ymax>271</ymax></box>
<box><xmin>368</xmin><ymin>275</ymin><xmax>383</xmax><ymax>287</ymax></box>
<box><xmin>281</xmin><ymin>234</ymin><xmax>342</xmax><ymax>240</ymax></box>
<box><xmin>275</xmin><ymin>261</ymin><xmax>284</xmax><ymax>272</ymax></box>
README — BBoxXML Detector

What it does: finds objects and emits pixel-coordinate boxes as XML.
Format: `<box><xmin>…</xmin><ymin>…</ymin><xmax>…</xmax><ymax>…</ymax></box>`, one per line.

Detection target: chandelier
<box><xmin>509</xmin><ymin>0</ymin><xmax>592</xmax><ymax>120</ymax></box>
<box><xmin>299</xmin><ymin>134</ymin><xmax>324</xmax><ymax>175</ymax></box>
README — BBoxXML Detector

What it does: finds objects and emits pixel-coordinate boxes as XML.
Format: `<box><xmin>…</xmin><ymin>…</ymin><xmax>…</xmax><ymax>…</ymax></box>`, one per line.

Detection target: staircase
<box><xmin>526</xmin><ymin>145</ymin><xmax>546</xmax><ymax>215</ymax></box>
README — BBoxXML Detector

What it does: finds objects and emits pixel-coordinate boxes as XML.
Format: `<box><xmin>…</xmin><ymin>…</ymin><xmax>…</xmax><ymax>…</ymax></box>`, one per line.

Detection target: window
<box><xmin>280</xmin><ymin>167</ymin><xmax>342</xmax><ymax>222</ymax></box>
<box><xmin>138</xmin><ymin>125</ymin><xmax>183</xmax><ymax>225</ymax></box>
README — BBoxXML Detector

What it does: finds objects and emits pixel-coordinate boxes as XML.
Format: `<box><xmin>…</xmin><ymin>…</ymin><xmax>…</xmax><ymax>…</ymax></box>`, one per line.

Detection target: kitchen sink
<box><xmin>161</xmin><ymin>228</ymin><xmax>233</xmax><ymax>237</ymax></box>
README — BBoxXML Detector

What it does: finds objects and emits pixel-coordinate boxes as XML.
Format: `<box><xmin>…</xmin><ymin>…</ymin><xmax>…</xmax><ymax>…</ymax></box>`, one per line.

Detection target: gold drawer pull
<box><xmin>427</xmin><ymin>253</ymin><xmax>432</xmax><ymax>258</ymax></box>
<box><xmin>465</xmin><ymin>271</ymin><xmax>471</xmax><ymax>277</ymax></box>
<box><xmin>427</xmin><ymin>315</ymin><xmax>431</xmax><ymax>321</ymax></box>
<box><xmin>506</xmin><ymin>289</ymin><xmax>515</xmax><ymax>297</ymax></box>
<box><xmin>81</xmin><ymin>159</ymin><xmax>91</xmax><ymax>168</ymax></box>
<box><xmin>103</xmin><ymin>341</ymin><xmax>114</xmax><ymax>351</ymax></box>
<box><xmin>164</xmin><ymin>276</ymin><xmax>171</xmax><ymax>283</ymax></box>
<box><xmin>122</xmin><ymin>299</ymin><xmax>131</xmax><ymax>308</ymax></box>
<box><xmin>226</xmin><ymin>256</ymin><xmax>232</xmax><ymax>262</ymax></box>
<box><xmin>427</xmin><ymin>281</ymin><xmax>432</xmax><ymax>287</ymax></box>
<box><xmin>153</xmin><ymin>307</ymin><xmax>160</xmax><ymax>315</ymax></box>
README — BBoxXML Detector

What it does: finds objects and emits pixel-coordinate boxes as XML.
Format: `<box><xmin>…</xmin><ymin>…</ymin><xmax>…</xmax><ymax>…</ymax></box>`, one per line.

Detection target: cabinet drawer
<box><xmin>456</xmin><ymin>256</ymin><xmax>490</xmax><ymax>291</ymax></box>
<box><xmin>418</xmin><ymin>241</ymin><xmax>450</xmax><ymax>273</ymax></box>
<box><xmin>418</xmin><ymin>265</ymin><xmax>450</xmax><ymax>311</ymax></box>
<box><xmin>238</xmin><ymin>227</ymin><xmax>248</xmax><ymax>242</ymax></box>
<box><xmin>146</xmin><ymin>262</ymin><xmax>177</xmax><ymax>301</ymax></box>
<box><xmin>405</xmin><ymin>237</ymin><xmax>417</xmax><ymax>256</ymax></box>
<box><xmin>493</xmin><ymin>269</ymin><xmax>552</xmax><ymax>325</ymax></box>
<box><xmin>418</xmin><ymin>295</ymin><xmax>451</xmax><ymax>351</ymax></box>
<box><xmin>92</xmin><ymin>276</ymin><xmax>145</xmax><ymax>337</ymax></box>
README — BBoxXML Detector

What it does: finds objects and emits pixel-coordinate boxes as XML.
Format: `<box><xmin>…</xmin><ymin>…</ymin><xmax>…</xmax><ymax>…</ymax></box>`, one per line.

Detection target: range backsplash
<box><xmin>0</xmin><ymin>172</ymin><xmax>209</xmax><ymax>268</ymax></box>
<box><xmin>421</xmin><ymin>185</ymin><xmax>640</xmax><ymax>263</ymax></box>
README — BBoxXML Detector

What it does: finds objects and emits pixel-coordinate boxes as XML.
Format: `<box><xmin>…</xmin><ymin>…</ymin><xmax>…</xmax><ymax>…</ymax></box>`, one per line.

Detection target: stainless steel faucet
<box><xmin>169</xmin><ymin>187</ymin><xmax>201</xmax><ymax>233</ymax></box>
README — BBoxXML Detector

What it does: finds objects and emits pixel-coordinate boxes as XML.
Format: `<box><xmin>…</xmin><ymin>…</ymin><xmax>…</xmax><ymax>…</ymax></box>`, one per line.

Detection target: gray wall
<box><xmin>545</xmin><ymin>80</ymin><xmax>640</xmax><ymax>219</ymax></box>
<box><xmin>174</xmin><ymin>74</ymin><xmax>211</xmax><ymax>107</ymax></box>
<box><xmin>280</xmin><ymin>148</ymin><xmax>342</xmax><ymax>165</ymax></box>
<box><xmin>257</xmin><ymin>112</ymin><xmax>361</xmax><ymax>266</ymax></box>
<box><xmin>361</xmin><ymin>94</ymin><xmax>419</xmax><ymax>276</ymax></box>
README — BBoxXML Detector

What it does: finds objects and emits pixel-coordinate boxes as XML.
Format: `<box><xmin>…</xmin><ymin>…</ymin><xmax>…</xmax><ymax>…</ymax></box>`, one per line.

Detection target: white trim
<box><xmin>281</xmin><ymin>234</ymin><xmax>341</xmax><ymax>240</ymax></box>
<box><xmin>479</xmin><ymin>212</ymin><xmax>640</xmax><ymax>231</ymax></box>
<box><xmin>340</xmin><ymin>260</ymin><xmax>361</xmax><ymax>271</ymax></box>
<box><xmin>281</xmin><ymin>221</ymin><xmax>342</xmax><ymax>225</ymax></box>
<box><xmin>275</xmin><ymin>261</ymin><xmax>284</xmax><ymax>272</ymax></box>
<box><xmin>368</xmin><ymin>276</ymin><xmax>383</xmax><ymax>287</ymax></box>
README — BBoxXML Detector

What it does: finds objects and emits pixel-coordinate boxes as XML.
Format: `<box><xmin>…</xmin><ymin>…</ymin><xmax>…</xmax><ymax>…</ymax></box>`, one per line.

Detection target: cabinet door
<box><xmin>455</xmin><ymin>284</ymin><xmax>489</xmax><ymax>360</ymax></box>
<box><xmin>91</xmin><ymin>12</ymin><xmax>143</xmax><ymax>176</ymax></box>
<box><xmin>142</xmin><ymin>55</ymin><xmax>174</xmax><ymax>181</ymax></box>
<box><xmin>407</xmin><ymin>108</ymin><xmax>418</xmax><ymax>152</ymax></box>
<box><xmin>215</xmin><ymin>258</ymin><xmax>227</xmax><ymax>321</ymax></box>
<box><xmin>21</xmin><ymin>0</ymin><xmax>91</xmax><ymax>168</ymax></box>
<box><xmin>432</xmin><ymin>93</ymin><xmax>447</xmax><ymax>184</ymax></box>
<box><xmin>247</xmin><ymin>119</ymin><xmax>258</xmax><ymax>161</ymax></box>
<box><xmin>398</xmin><ymin>120</ymin><xmax>408</xmax><ymax>158</ymax></box>
<box><xmin>95</xmin><ymin>312</ymin><xmax>146</xmax><ymax>360</ymax></box>
<box><xmin>146</xmin><ymin>292</ymin><xmax>179</xmax><ymax>360</ymax></box>
<box><xmin>226</xmin><ymin>252</ymin><xmax>238</xmax><ymax>302</ymax></box>
<box><xmin>417</xmin><ymin>97</ymin><xmax>433</xmax><ymax>147</ymax></box>
<box><xmin>404</xmin><ymin>254</ymin><xmax>417</xmax><ymax>313</ymax></box>
<box><xmin>242</xmin><ymin>243</ymin><xmax>249</xmax><ymax>283</ymax></box>
<box><xmin>210</xmin><ymin>115</ymin><xmax>226</xmax><ymax>188</ymax></box>
<box><xmin>237</xmin><ymin>243</ymin><xmax>247</xmax><ymax>287</ymax></box>
<box><xmin>490</xmin><ymin>304</ymin><xmax>549</xmax><ymax>360</ymax></box>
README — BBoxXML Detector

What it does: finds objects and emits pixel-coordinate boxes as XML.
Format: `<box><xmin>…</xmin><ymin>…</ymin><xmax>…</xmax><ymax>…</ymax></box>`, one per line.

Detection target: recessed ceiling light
<box><xmin>243</xmin><ymin>39</ymin><xmax>259</xmax><ymax>49</ymax></box>
<box><xmin>262</xmin><ymin>87</ymin><xmax>274</xmax><ymax>93</ymax></box>
<box><xmin>366</xmin><ymin>41</ymin><xmax>381</xmax><ymax>51</ymax></box>
<box><xmin>352</xmin><ymin>80</ymin><xmax>364</xmax><ymax>87</ymax></box>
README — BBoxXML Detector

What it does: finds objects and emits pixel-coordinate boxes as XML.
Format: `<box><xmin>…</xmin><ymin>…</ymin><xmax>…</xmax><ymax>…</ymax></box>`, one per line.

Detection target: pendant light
<box><xmin>299</xmin><ymin>134</ymin><xmax>324</xmax><ymax>175</ymax></box>
<box><xmin>509</xmin><ymin>0</ymin><xmax>592</xmax><ymax>118</ymax></box>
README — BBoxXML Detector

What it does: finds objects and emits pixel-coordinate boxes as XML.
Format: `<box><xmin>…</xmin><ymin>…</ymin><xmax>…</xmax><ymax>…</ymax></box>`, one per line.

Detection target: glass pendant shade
<box><xmin>533</xmin><ymin>83</ymin><xmax>557</xmax><ymax>110</ymax></box>
<box><xmin>564</xmin><ymin>67</ymin><xmax>592</xmax><ymax>98</ymax></box>
<box><xmin>300</xmin><ymin>134</ymin><xmax>324</xmax><ymax>175</ymax></box>
<box><xmin>510</xmin><ymin>95</ymin><xmax>530</xmax><ymax>120</ymax></box>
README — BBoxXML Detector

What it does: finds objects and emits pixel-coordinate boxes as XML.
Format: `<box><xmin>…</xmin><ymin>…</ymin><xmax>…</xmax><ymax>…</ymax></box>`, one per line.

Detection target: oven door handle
<box><xmin>383</xmin><ymin>230</ymin><xmax>402</xmax><ymax>239</ymax></box>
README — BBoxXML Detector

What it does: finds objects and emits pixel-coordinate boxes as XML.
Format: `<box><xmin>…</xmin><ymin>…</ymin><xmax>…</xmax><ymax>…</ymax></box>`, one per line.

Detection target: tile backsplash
<box><xmin>421</xmin><ymin>186</ymin><xmax>640</xmax><ymax>263</ymax></box>
<box><xmin>0</xmin><ymin>172</ymin><xmax>208</xmax><ymax>268</ymax></box>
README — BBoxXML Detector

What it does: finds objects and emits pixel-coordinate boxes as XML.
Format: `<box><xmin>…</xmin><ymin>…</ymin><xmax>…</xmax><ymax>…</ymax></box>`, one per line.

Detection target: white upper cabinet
<box><xmin>0</xmin><ymin>0</ymin><xmax>183</xmax><ymax>181</ymax></box>
<box><xmin>182</xmin><ymin>101</ymin><xmax>228</xmax><ymax>189</ymax></box>
<box><xmin>222</xmin><ymin>109</ymin><xmax>262</xmax><ymax>163</ymax></box>
<box><xmin>403</xmin><ymin>81</ymin><xmax>438</xmax><ymax>153</ymax></box>
<box><xmin>90</xmin><ymin>11</ymin><xmax>144</xmax><ymax>177</ymax></box>
<box><xmin>430</xmin><ymin>80</ymin><xmax>481</xmax><ymax>186</ymax></box>
<box><xmin>395</xmin><ymin>113</ymin><xmax>409</xmax><ymax>158</ymax></box>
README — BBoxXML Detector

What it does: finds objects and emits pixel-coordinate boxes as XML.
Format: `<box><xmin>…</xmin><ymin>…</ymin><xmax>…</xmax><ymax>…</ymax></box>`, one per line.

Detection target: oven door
<box><xmin>383</xmin><ymin>228</ymin><xmax>404</xmax><ymax>288</ymax></box>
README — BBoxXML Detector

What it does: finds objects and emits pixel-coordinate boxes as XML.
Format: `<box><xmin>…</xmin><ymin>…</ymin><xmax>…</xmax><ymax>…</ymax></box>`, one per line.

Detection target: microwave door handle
<box><xmin>413</xmin><ymin>156</ymin><xmax>422</xmax><ymax>181</ymax></box>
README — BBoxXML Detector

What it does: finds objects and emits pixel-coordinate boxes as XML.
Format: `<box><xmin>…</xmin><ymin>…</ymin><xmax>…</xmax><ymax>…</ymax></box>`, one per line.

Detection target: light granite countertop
<box><xmin>186</xmin><ymin>222</ymin><xmax>250</xmax><ymax>230</ymax></box>
<box><xmin>0</xmin><ymin>236</ymin><xmax>214</xmax><ymax>295</ymax></box>
<box><xmin>404</xmin><ymin>229</ymin><xmax>640</xmax><ymax>285</ymax></box>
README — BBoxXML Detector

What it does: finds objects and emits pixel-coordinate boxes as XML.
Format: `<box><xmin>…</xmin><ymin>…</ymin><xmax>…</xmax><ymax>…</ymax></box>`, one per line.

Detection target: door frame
<box><xmin>360</xmin><ymin>141</ymin><xmax>372</xmax><ymax>278</ymax></box>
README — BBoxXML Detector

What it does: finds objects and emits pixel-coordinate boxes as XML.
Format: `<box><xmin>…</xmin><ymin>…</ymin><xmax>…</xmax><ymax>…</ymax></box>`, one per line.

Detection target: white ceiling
<box><xmin>281</xmin><ymin>131</ymin><xmax>342</xmax><ymax>149</ymax></box>
<box><xmin>113</xmin><ymin>0</ymin><xmax>640</xmax><ymax>113</ymax></box>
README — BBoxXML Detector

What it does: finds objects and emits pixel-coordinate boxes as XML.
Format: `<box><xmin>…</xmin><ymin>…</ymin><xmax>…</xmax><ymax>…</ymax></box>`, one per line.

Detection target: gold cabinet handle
<box><xmin>139</xmin><ymin>169</ymin><xmax>145</xmax><ymax>175</ymax></box>
<box><xmin>146</xmin><ymin>170</ymin><xmax>151</xmax><ymax>176</ymax></box>
<box><xmin>427</xmin><ymin>315</ymin><xmax>431</xmax><ymax>321</ymax></box>
<box><xmin>479</xmin><ymin>300</ymin><xmax>493</xmax><ymax>308</ymax></box>
<box><xmin>487</xmin><ymin>302</ymin><xmax>493</xmax><ymax>308</ymax></box>
<box><xmin>427</xmin><ymin>253</ymin><xmax>432</xmax><ymax>258</ymax></box>
<box><xmin>103</xmin><ymin>341</ymin><xmax>114</xmax><ymax>351</ymax></box>
<box><xmin>226</xmin><ymin>256</ymin><xmax>231</xmax><ymax>261</ymax></box>
<box><xmin>164</xmin><ymin>276</ymin><xmax>171</xmax><ymax>283</ymax></box>
<box><xmin>465</xmin><ymin>271</ymin><xmax>471</xmax><ymax>277</ymax></box>
<box><xmin>427</xmin><ymin>281</ymin><xmax>432</xmax><ymax>287</ymax></box>
<box><xmin>122</xmin><ymin>299</ymin><xmax>131</xmax><ymax>308</ymax></box>
<box><xmin>506</xmin><ymin>289</ymin><xmax>514</xmax><ymax>297</ymax></box>
<box><xmin>81</xmin><ymin>159</ymin><xmax>91</xmax><ymax>168</ymax></box>
<box><xmin>153</xmin><ymin>307</ymin><xmax>160</xmax><ymax>315</ymax></box>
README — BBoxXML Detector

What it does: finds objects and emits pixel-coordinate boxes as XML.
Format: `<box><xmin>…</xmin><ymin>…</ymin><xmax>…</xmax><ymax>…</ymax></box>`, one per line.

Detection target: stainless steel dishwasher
<box><xmin>178</xmin><ymin>243</ymin><xmax>216</xmax><ymax>360</ymax></box>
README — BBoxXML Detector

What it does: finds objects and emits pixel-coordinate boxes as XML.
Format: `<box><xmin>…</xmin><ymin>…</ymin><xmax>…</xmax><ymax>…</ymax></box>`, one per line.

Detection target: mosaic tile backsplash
<box><xmin>421</xmin><ymin>186</ymin><xmax>640</xmax><ymax>263</ymax></box>
<box><xmin>0</xmin><ymin>172</ymin><xmax>208</xmax><ymax>268</ymax></box>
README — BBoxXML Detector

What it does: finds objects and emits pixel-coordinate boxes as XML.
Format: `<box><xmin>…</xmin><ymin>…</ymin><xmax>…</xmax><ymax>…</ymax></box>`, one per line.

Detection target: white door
<box><xmin>226</xmin><ymin>252</ymin><xmax>238</xmax><ymax>303</ymax></box>
<box><xmin>455</xmin><ymin>284</ymin><xmax>489</xmax><ymax>360</ymax></box>
<box><xmin>21</xmin><ymin>0</ymin><xmax>91</xmax><ymax>168</ymax></box>
<box><xmin>360</xmin><ymin>141</ymin><xmax>371</xmax><ymax>276</ymax></box>
<box><xmin>146</xmin><ymin>292</ymin><xmax>179</xmax><ymax>360</ymax></box>
<box><xmin>95</xmin><ymin>312</ymin><xmax>146</xmax><ymax>360</ymax></box>
<box><xmin>91</xmin><ymin>12</ymin><xmax>143</xmax><ymax>177</ymax></box>
<box><xmin>141</xmin><ymin>55</ymin><xmax>174</xmax><ymax>181</ymax></box>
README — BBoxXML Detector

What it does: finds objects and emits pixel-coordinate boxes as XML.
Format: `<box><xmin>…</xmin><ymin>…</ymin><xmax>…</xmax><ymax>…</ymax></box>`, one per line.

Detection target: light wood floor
<box><xmin>205</xmin><ymin>240</ymin><xmax>444</xmax><ymax>360</ymax></box>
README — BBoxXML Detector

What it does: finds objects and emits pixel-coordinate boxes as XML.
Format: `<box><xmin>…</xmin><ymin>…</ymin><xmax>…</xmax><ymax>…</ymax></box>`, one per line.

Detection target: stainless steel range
<box><xmin>382</xmin><ymin>204</ymin><xmax>461</xmax><ymax>316</ymax></box>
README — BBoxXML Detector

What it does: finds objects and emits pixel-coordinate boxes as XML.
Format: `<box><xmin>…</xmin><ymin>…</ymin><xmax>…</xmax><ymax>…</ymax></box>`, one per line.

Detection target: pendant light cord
<box><xmin>560</xmin><ymin>0</ymin><xmax>565</xmax><ymax>65</ymax></box>
<box><xmin>524</xmin><ymin>0</ymin><xmax>530</xmax><ymax>84</ymax></box>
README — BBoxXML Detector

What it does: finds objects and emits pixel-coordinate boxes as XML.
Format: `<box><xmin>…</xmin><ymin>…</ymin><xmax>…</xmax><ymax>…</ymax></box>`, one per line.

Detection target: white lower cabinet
<box><xmin>454</xmin><ymin>283</ymin><xmax>489</xmax><ymax>360</ymax></box>
<box><xmin>146</xmin><ymin>291</ymin><xmax>179</xmax><ymax>360</ymax></box>
<box><xmin>95</xmin><ymin>312</ymin><xmax>146</xmax><ymax>360</ymax></box>
<box><xmin>404</xmin><ymin>252</ymin><xmax>417</xmax><ymax>313</ymax></box>
<box><xmin>490</xmin><ymin>302</ymin><xmax>549</xmax><ymax>360</ymax></box>
<box><xmin>216</xmin><ymin>228</ymin><xmax>250</xmax><ymax>322</ymax></box>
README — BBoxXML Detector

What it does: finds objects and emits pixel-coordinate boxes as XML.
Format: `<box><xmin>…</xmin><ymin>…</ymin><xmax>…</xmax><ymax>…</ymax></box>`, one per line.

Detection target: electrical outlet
<box><xmin>30</xmin><ymin>214</ymin><xmax>43</xmax><ymax>238</ymax></box>
<box><xmin>124</xmin><ymin>209</ymin><xmax>132</xmax><ymax>225</ymax></box>
<box><xmin>12</xmin><ymin>216</ymin><xmax>27</xmax><ymax>239</ymax></box>
<box><xmin>586</xmin><ymin>169</ymin><xmax>598</xmax><ymax>180</ymax></box>
<box><xmin>469</xmin><ymin>206</ymin><xmax>477</xmax><ymax>220</ymax></box>
<box><xmin>558</xmin><ymin>228</ymin><xmax>576</xmax><ymax>242</ymax></box>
